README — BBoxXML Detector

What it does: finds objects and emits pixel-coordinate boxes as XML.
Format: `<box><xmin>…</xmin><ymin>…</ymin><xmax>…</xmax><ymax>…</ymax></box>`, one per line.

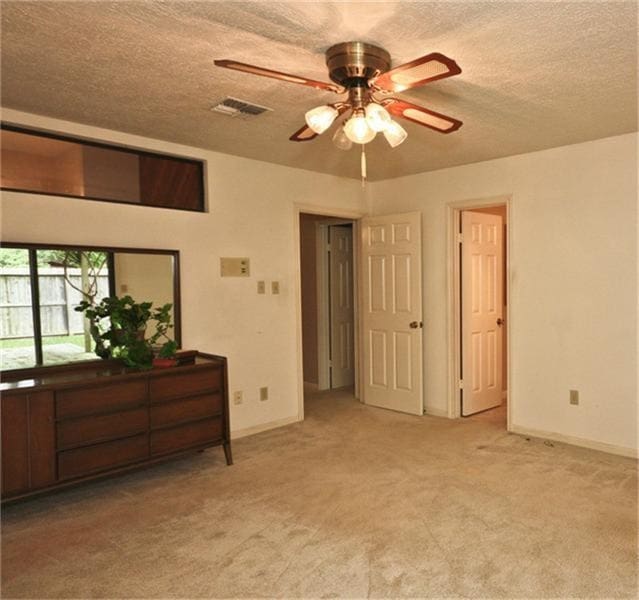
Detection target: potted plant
<box><xmin>75</xmin><ymin>295</ymin><xmax>178</xmax><ymax>370</ymax></box>
<box><xmin>147</xmin><ymin>302</ymin><xmax>179</xmax><ymax>368</ymax></box>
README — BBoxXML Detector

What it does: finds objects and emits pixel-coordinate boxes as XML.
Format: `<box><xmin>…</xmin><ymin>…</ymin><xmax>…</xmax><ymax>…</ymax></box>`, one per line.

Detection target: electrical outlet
<box><xmin>569</xmin><ymin>390</ymin><xmax>579</xmax><ymax>405</ymax></box>
<box><xmin>257</xmin><ymin>280</ymin><xmax>266</xmax><ymax>294</ymax></box>
<box><xmin>260</xmin><ymin>386</ymin><xmax>268</xmax><ymax>401</ymax></box>
<box><xmin>233</xmin><ymin>391</ymin><xmax>243</xmax><ymax>405</ymax></box>
<box><xmin>271</xmin><ymin>281</ymin><xmax>280</xmax><ymax>295</ymax></box>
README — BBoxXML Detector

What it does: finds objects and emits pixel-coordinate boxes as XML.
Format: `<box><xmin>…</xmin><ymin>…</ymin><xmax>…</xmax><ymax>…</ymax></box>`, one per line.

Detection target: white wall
<box><xmin>2</xmin><ymin>109</ymin><xmax>636</xmax><ymax>455</ymax></box>
<box><xmin>370</xmin><ymin>133</ymin><xmax>638</xmax><ymax>455</ymax></box>
<box><xmin>0</xmin><ymin>109</ymin><xmax>366</xmax><ymax>435</ymax></box>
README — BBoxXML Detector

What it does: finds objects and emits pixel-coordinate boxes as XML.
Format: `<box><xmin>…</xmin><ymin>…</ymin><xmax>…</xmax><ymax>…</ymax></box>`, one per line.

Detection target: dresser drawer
<box><xmin>58</xmin><ymin>434</ymin><xmax>148</xmax><ymax>480</ymax></box>
<box><xmin>57</xmin><ymin>407</ymin><xmax>149</xmax><ymax>450</ymax></box>
<box><xmin>149</xmin><ymin>368</ymin><xmax>221</xmax><ymax>402</ymax></box>
<box><xmin>150</xmin><ymin>392</ymin><xmax>222</xmax><ymax>428</ymax></box>
<box><xmin>150</xmin><ymin>417</ymin><xmax>222</xmax><ymax>456</ymax></box>
<box><xmin>56</xmin><ymin>380</ymin><xmax>147</xmax><ymax>419</ymax></box>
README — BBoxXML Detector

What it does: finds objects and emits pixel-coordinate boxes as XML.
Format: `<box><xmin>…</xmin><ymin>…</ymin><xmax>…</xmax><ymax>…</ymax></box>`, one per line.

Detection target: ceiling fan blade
<box><xmin>371</xmin><ymin>52</ymin><xmax>461</xmax><ymax>92</ymax></box>
<box><xmin>383</xmin><ymin>98</ymin><xmax>462</xmax><ymax>133</ymax></box>
<box><xmin>289</xmin><ymin>125</ymin><xmax>319</xmax><ymax>142</ymax></box>
<box><xmin>215</xmin><ymin>59</ymin><xmax>344</xmax><ymax>94</ymax></box>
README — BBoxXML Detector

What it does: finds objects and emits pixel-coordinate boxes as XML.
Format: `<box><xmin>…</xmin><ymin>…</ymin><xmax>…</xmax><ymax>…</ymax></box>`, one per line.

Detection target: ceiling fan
<box><xmin>215</xmin><ymin>41</ymin><xmax>463</xmax><ymax>150</ymax></box>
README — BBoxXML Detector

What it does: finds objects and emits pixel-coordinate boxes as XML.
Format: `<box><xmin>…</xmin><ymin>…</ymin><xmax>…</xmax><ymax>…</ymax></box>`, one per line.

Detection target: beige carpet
<box><xmin>2</xmin><ymin>390</ymin><xmax>637</xmax><ymax>599</ymax></box>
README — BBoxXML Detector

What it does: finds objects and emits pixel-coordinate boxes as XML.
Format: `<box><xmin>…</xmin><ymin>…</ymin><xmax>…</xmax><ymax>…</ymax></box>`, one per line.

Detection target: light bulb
<box><xmin>383</xmin><ymin>120</ymin><xmax>408</xmax><ymax>148</ymax></box>
<box><xmin>365</xmin><ymin>102</ymin><xmax>391</xmax><ymax>132</ymax></box>
<box><xmin>332</xmin><ymin>126</ymin><xmax>352</xmax><ymax>150</ymax></box>
<box><xmin>343</xmin><ymin>111</ymin><xmax>376</xmax><ymax>144</ymax></box>
<box><xmin>304</xmin><ymin>105</ymin><xmax>339</xmax><ymax>134</ymax></box>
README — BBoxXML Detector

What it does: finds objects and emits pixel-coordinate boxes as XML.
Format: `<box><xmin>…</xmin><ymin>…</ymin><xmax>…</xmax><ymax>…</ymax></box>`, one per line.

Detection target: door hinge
<box><xmin>459</xmin><ymin>380</ymin><xmax>464</xmax><ymax>389</ymax></box>
<box><xmin>457</xmin><ymin>233</ymin><xmax>463</xmax><ymax>244</ymax></box>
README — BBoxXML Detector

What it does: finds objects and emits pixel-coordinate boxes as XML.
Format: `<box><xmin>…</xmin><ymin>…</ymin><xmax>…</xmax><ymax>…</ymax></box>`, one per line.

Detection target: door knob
<box><xmin>409</xmin><ymin>321</ymin><xmax>423</xmax><ymax>329</ymax></box>
<box><xmin>496</xmin><ymin>318</ymin><xmax>504</xmax><ymax>326</ymax></box>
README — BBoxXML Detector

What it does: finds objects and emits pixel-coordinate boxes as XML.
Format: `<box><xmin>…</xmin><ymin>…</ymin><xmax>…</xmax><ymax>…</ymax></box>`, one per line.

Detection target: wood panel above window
<box><xmin>0</xmin><ymin>124</ymin><xmax>205</xmax><ymax>212</ymax></box>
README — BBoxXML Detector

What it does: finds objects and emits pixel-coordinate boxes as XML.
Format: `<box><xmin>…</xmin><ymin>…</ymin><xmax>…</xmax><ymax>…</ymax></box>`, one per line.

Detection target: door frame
<box><xmin>446</xmin><ymin>195</ymin><xmax>512</xmax><ymax>429</ymax></box>
<box><xmin>294</xmin><ymin>204</ymin><xmax>364</xmax><ymax>421</ymax></box>
<box><xmin>317</xmin><ymin>224</ymin><xmax>330</xmax><ymax>391</ymax></box>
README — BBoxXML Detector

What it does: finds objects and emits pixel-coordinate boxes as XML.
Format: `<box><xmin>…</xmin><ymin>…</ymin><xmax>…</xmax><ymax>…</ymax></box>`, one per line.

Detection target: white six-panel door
<box><xmin>461</xmin><ymin>211</ymin><xmax>504</xmax><ymax>415</ymax></box>
<box><xmin>329</xmin><ymin>225</ymin><xmax>355</xmax><ymax>388</ymax></box>
<box><xmin>361</xmin><ymin>212</ymin><xmax>423</xmax><ymax>415</ymax></box>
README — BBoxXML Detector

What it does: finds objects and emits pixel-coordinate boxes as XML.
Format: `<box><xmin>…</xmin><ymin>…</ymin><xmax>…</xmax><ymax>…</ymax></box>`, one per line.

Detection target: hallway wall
<box><xmin>1</xmin><ymin>108</ymin><xmax>366</xmax><ymax>436</ymax></box>
<box><xmin>370</xmin><ymin>133</ymin><xmax>638</xmax><ymax>455</ymax></box>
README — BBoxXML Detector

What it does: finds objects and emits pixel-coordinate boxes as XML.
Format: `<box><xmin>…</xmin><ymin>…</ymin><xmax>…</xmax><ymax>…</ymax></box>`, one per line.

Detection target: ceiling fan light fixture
<box><xmin>344</xmin><ymin>109</ymin><xmax>376</xmax><ymax>144</ymax></box>
<box><xmin>383</xmin><ymin>120</ymin><xmax>408</xmax><ymax>148</ymax></box>
<box><xmin>215</xmin><ymin>42</ymin><xmax>463</xmax><ymax>179</ymax></box>
<box><xmin>332</xmin><ymin>126</ymin><xmax>353</xmax><ymax>150</ymax></box>
<box><xmin>304</xmin><ymin>104</ymin><xmax>339</xmax><ymax>134</ymax></box>
<box><xmin>365</xmin><ymin>102</ymin><xmax>391</xmax><ymax>132</ymax></box>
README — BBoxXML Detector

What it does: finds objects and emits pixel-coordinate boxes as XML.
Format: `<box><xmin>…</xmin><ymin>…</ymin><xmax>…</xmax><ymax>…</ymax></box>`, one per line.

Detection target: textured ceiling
<box><xmin>1</xmin><ymin>1</ymin><xmax>637</xmax><ymax>180</ymax></box>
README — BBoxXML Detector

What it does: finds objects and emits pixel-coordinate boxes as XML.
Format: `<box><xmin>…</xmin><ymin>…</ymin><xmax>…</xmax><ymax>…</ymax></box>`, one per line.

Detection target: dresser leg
<box><xmin>223</xmin><ymin>441</ymin><xmax>233</xmax><ymax>465</ymax></box>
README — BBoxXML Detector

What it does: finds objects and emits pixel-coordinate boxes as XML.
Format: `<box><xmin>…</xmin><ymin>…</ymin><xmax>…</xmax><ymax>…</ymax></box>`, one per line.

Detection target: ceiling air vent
<box><xmin>210</xmin><ymin>97</ymin><xmax>273</xmax><ymax>118</ymax></box>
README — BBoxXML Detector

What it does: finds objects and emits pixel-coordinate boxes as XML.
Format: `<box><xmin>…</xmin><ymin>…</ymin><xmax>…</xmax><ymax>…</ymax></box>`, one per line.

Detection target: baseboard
<box><xmin>303</xmin><ymin>381</ymin><xmax>319</xmax><ymax>393</ymax></box>
<box><xmin>509</xmin><ymin>424</ymin><xmax>638</xmax><ymax>459</ymax></box>
<box><xmin>231</xmin><ymin>415</ymin><xmax>300</xmax><ymax>440</ymax></box>
<box><xmin>424</xmin><ymin>405</ymin><xmax>448</xmax><ymax>418</ymax></box>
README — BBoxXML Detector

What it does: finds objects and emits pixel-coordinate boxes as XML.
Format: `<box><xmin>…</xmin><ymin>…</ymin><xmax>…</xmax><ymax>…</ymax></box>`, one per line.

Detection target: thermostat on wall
<box><xmin>220</xmin><ymin>257</ymin><xmax>250</xmax><ymax>277</ymax></box>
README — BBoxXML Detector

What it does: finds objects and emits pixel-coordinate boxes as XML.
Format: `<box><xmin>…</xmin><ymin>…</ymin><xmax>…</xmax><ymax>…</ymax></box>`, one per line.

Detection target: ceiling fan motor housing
<box><xmin>325</xmin><ymin>42</ymin><xmax>391</xmax><ymax>88</ymax></box>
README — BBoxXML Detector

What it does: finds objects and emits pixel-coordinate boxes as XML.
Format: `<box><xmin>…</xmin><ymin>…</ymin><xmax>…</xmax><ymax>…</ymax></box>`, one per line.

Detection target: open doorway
<box><xmin>448</xmin><ymin>198</ymin><xmax>510</xmax><ymax>429</ymax></box>
<box><xmin>299</xmin><ymin>213</ymin><xmax>356</xmax><ymax>398</ymax></box>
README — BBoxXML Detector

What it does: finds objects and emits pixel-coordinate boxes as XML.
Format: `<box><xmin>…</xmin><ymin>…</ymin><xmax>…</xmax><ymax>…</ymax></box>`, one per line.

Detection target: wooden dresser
<box><xmin>0</xmin><ymin>352</ymin><xmax>231</xmax><ymax>502</ymax></box>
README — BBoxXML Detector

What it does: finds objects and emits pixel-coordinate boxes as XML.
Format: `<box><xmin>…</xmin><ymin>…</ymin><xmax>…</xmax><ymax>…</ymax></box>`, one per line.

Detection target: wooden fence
<box><xmin>0</xmin><ymin>268</ymin><xmax>110</xmax><ymax>339</ymax></box>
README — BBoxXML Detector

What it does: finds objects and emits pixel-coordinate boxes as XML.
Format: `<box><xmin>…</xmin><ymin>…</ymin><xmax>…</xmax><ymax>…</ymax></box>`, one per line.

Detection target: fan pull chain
<box><xmin>360</xmin><ymin>145</ymin><xmax>367</xmax><ymax>187</ymax></box>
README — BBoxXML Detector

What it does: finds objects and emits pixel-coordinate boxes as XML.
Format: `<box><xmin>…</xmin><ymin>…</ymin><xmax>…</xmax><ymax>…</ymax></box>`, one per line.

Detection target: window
<box><xmin>0</xmin><ymin>248</ymin><xmax>37</xmax><ymax>369</ymax></box>
<box><xmin>0</xmin><ymin>124</ymin><xmax>205</xmax><ymax>212</ymax></box>
<box><xmin>0</xmin><ymin>244</ymin><xmax>180</xmax><ymax>371</ymax></box>
<box><xmin>0</xmin><ymin>246</ymin><xmax>114</xmax><ymax>369</ymax></box>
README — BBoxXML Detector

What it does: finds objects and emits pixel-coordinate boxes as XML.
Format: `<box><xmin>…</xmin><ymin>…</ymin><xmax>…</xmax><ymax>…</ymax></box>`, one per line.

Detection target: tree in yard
<box><xmin>50</xmin><ymin>251</ymin><xmax>109</xmax><ymax>352</ymax></box>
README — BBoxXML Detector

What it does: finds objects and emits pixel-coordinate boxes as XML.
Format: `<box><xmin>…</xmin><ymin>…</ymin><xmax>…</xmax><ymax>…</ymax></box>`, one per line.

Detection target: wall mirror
<box><xmin>0</xmin><ymin>242</ymin><xmax>180</xmax><ymax>371</ymax></box>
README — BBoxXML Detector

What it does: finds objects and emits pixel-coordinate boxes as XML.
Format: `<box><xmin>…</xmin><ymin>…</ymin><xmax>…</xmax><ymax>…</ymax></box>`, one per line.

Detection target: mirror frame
<box><xmin>0</xmin><ymin>241</ymin><xmax>181</xmax><ymax>371</ymax></box>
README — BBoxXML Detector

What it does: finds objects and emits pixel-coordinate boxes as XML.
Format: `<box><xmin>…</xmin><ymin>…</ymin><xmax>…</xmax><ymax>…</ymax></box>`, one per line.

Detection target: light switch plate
<box><xmin>271</xmin><ymin>281</ymin><xmax>280</xmax><ymax>295</ymax></box>
<box><xmin>220</xmin><ymin>257</ymin><xmax>250</xmax><ymax>277</ymax></box>
<box><xmin>257</xmin><ymin>281</ymin><xmax>266</xmax><ymax>294</ymax></box>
